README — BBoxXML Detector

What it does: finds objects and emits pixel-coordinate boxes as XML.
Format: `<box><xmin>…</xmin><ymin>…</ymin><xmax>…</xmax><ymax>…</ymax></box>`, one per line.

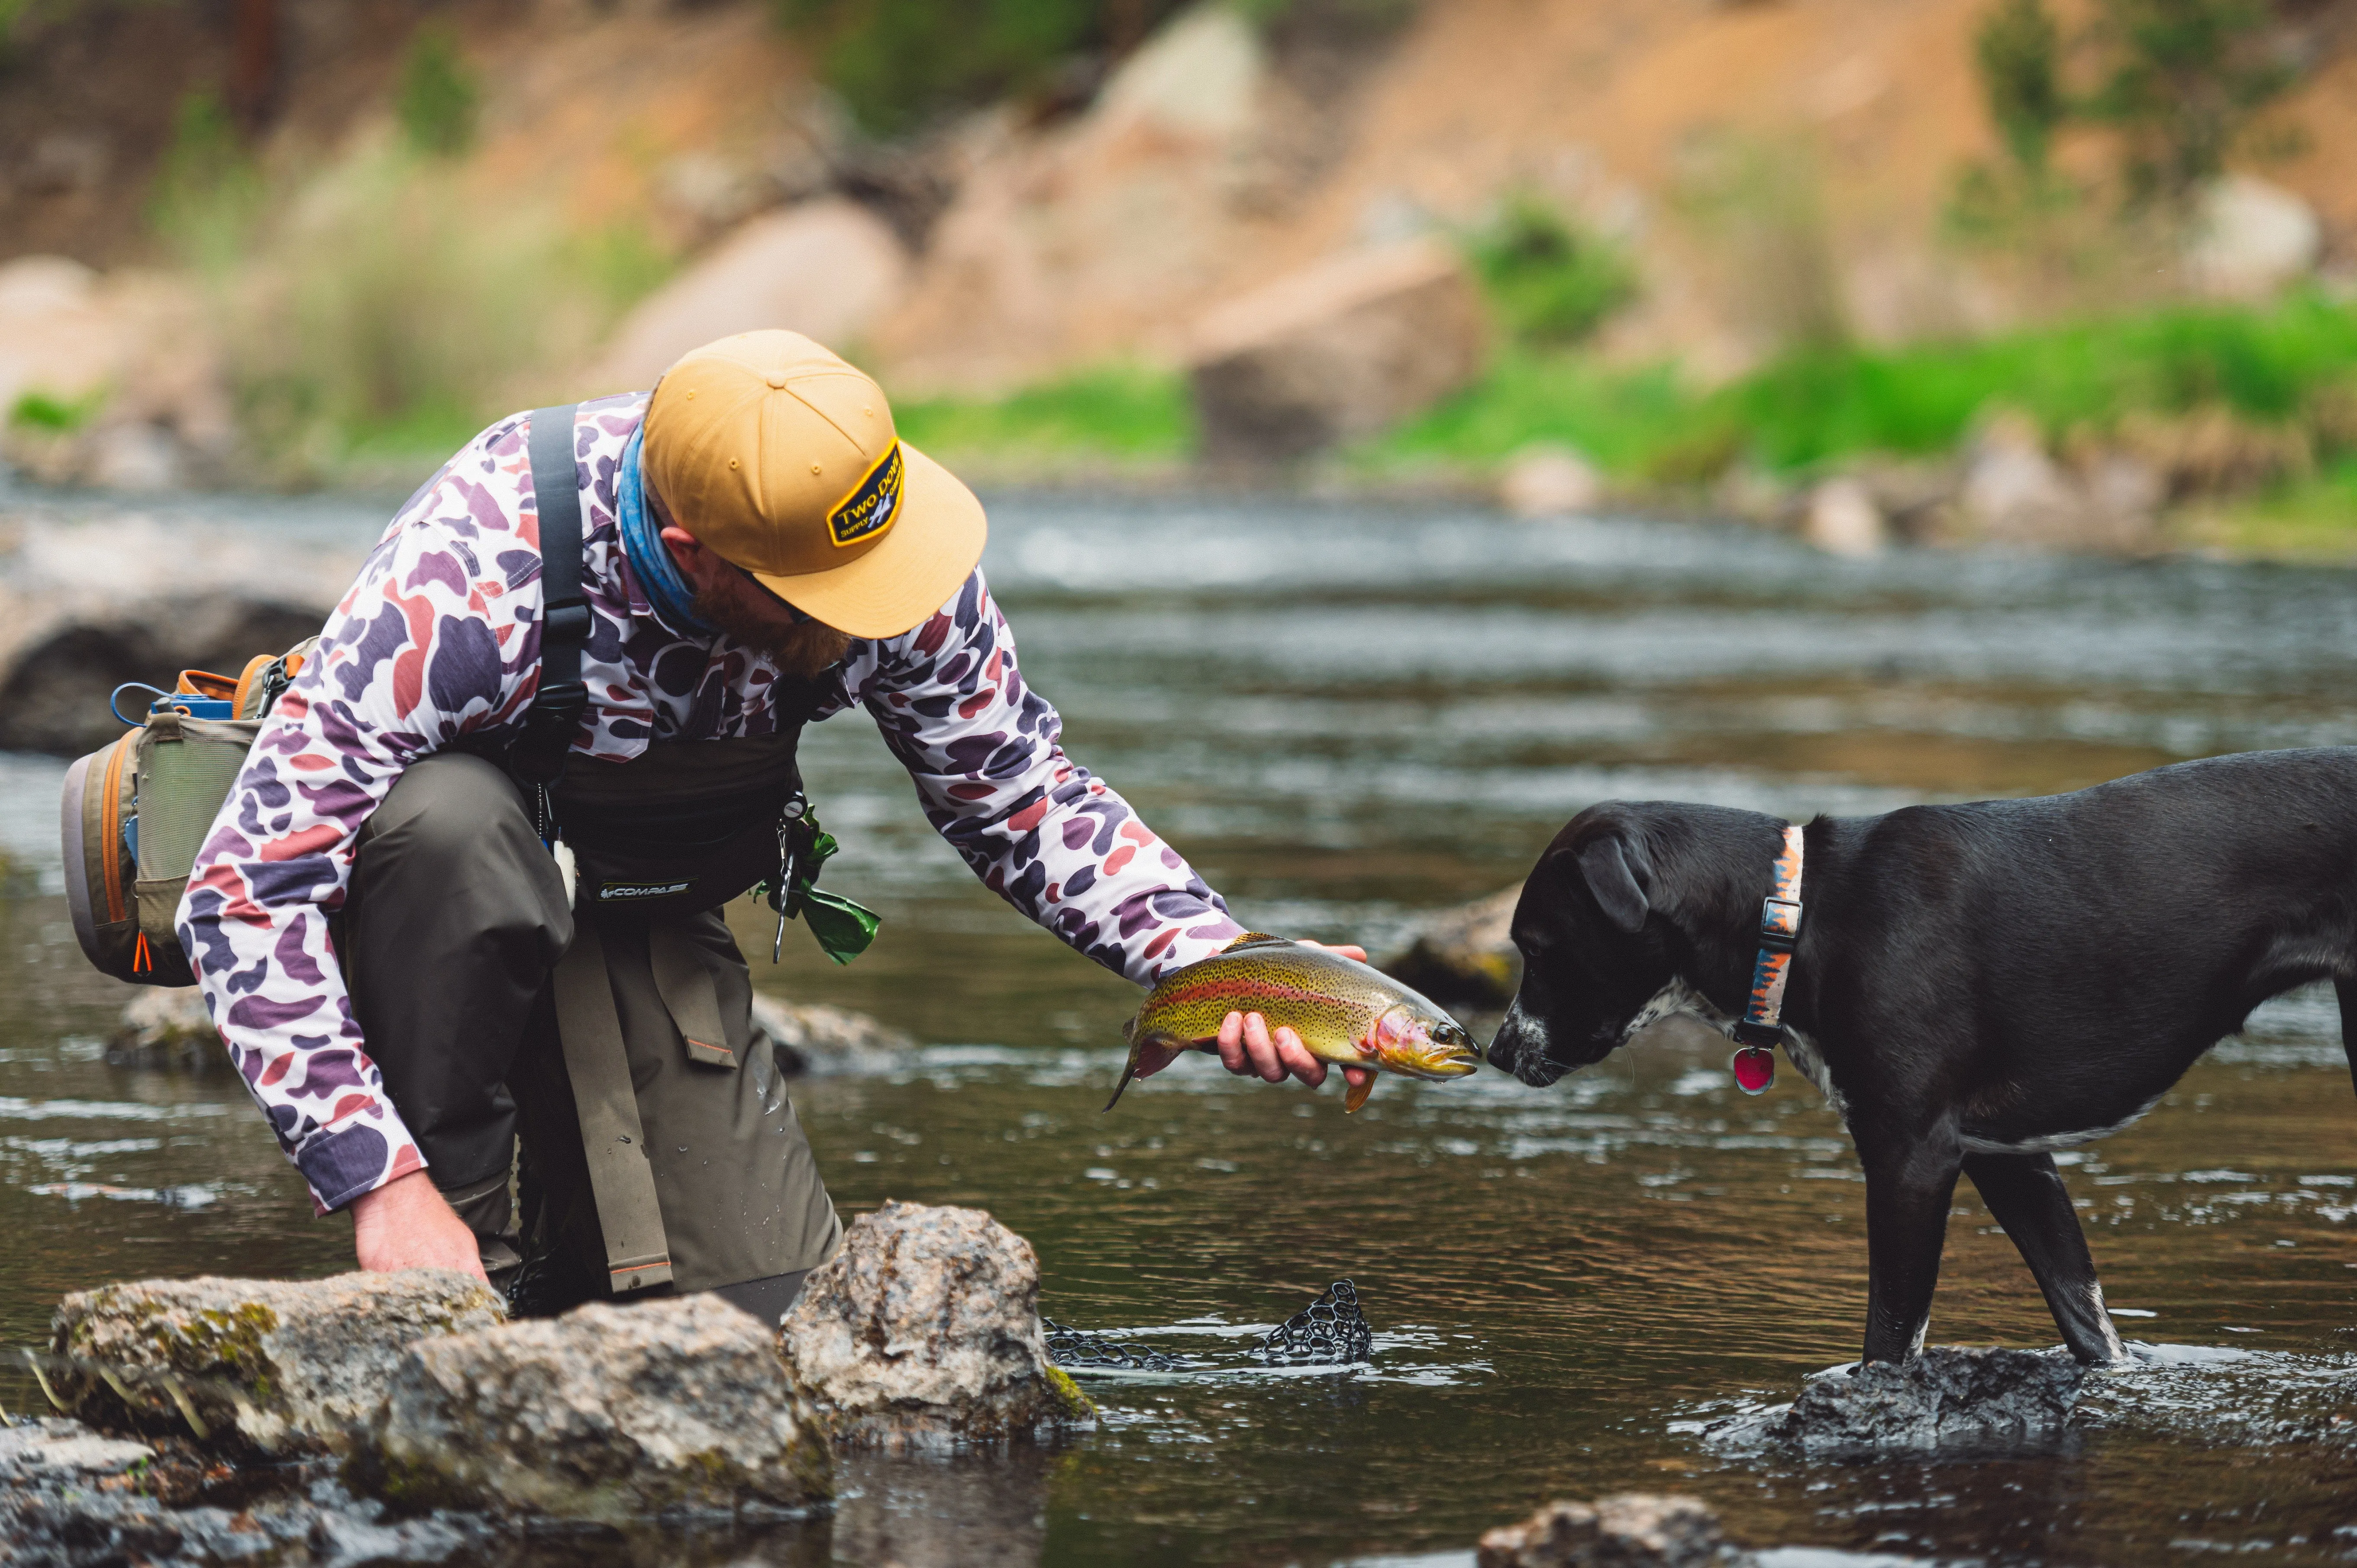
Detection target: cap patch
<box><xmin>827</xmin><ymin>441</ymin><xmax>904</xmax><ymax>548</ymax></box>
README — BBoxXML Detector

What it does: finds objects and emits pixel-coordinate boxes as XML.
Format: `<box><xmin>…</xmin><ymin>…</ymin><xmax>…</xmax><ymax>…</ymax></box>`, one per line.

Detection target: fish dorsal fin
<box><xmin>1222</xmin><ymin>932</ymin><xmax>1293</xmax><ymax>952</ymax></box>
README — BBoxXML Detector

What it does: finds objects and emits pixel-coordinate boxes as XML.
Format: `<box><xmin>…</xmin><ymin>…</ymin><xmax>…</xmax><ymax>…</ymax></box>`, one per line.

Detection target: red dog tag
<box><xmin>1731</xmin><ymin>1045</ymin><xmax>1776</xmax><ymax>1095</ymax></box>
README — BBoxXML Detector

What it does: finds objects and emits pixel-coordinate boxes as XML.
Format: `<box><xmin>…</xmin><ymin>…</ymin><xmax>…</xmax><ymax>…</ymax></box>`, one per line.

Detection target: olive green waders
<box><xmin>342</xmin><ymin>747</ymin><xmax>841</xmax><ymax>1323</ymax></box>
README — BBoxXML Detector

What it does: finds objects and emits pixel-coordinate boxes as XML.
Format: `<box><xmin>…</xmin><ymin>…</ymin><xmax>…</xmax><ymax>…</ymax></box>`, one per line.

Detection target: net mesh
<box><xmin>1044</xmin><ymin>1279</ymin><xmax>1373</xmax><ymax>1372</ymax></box>
<box><xmin>1042</xmin><ymin>1319</ymin><xmax>1194</xmax><ymax>1372</ymax></box>
<box><xmin>1249</xmin><ymin>1279</ymin><xmax>1372</xmax><ymax>1366</ymax></box>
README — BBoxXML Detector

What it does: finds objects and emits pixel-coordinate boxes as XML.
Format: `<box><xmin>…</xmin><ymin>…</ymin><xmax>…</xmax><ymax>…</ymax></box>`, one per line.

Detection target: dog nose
<box><xmin>1485</xmin><ymin>1016</ymin><xmax>1523</xmax><ymax>1071</ymax></box>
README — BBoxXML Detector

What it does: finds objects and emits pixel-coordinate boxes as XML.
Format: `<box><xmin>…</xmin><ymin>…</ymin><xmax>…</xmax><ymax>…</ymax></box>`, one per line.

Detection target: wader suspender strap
<box><xmin>649</xmin><ymin>930</ymin><xmax>736</xmax><ymax>1068</ymax></box>
<box><xmin>552</xmin><ymin>920</ymin><xmax>677</xmax><ymax>1293</ymax></box>
<box><xmin>514</xmin><ymin>406</ymin><xmax>592</xmax><ymax>792</ymax></box>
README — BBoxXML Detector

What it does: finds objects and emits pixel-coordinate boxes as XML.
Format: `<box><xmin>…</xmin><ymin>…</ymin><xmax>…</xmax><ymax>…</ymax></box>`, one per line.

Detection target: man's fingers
<box><xmin>1241</xmin><ymin>1013</ymin><xmax>1288</xmax><ymax>1082</ymax></box>
<box><xmin>1216</xmin><ymin>1011</ymin><xmax>1247</xmax><ymax>1074</ymax></box>
<box><xmin>1274</xmin><ymin>1025</ymin><xmax>1329</xmax><ymax>1087</ymax></box>
<box><xmin>1299</xmin><ymin>940</ymin><xmax>1369</xmax><ymax>962</ymax></box>
<box><xmin>1341</xmin><ymin>1065</ymin><xmax>1373</xmax><ymax>1089</ymax></box>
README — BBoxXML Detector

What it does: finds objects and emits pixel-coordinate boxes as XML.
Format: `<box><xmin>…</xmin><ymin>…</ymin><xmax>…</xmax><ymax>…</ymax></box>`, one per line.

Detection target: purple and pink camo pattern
<box><xmin>177</xmin><ymin>394</ymin><xmax>1246</xmax><ymax>1214</ymax></box>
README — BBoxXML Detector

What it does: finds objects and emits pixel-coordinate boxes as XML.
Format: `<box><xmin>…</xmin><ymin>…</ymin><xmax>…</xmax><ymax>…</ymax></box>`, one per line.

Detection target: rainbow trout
<box><xmin>1107</xmin><ymin>934</ymin><xmax>1481</xmax><ymax>1113</ymax></box>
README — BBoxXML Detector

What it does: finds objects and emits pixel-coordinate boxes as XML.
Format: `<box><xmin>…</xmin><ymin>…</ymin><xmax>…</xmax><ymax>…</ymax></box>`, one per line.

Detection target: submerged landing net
<box><xmin>1041</xmin><ymin>1320</ymin><xmax>1195</xmax><ymax>1371</ymax></box>
<box><xmin>1249</xmin><ymin>1279</ymin><xmax>1372</xmax><ymax>1367</ymax></box>
<box><xmin>1046</xmin><ymin>1279</ymin><xmax>1372</xmax><ymax>1373</ymax></box>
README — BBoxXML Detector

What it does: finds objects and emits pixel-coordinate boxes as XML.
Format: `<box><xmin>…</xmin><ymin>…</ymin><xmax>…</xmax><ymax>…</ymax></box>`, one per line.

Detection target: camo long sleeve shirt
<box><xmin>178</xmin><ymin>393</ymin><xmax>1246</xmax><ymax>1215</ymax></box>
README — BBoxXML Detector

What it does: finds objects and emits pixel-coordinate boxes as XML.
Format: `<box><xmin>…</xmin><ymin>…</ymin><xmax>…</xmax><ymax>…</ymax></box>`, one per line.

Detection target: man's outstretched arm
<box><xmin>848</xmin><ymin>570</ymin><xmax>1367</xmax><ymax>1092</ymax></box>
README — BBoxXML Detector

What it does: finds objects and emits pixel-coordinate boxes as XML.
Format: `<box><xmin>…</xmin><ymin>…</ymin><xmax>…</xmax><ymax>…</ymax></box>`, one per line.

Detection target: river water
<box><xmin>3</xmin><ymin>490</ymin><xmax>2356</xmax><ymax>1565</ymax></box>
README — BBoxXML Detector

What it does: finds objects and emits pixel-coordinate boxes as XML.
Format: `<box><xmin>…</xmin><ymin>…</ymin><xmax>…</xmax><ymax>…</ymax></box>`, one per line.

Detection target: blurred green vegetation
<box><xmin>396</xmin><ymin>24</ymin><xmax>481</xmax><ymax>159</ymax></box>
<box><xmin>1380</xmin><ymin>291</ymin><xmax>2357</xmax><ymax>477</ymax></box>
<box><xmin>892</xmin><ymin>293</ymin><xmax>2357</xmax><ymax>548</ymax></box>
<box><xmin>894</xmin><ymin>365</ymin><xmax>1193</xmax><ymax>463</ymax></box>
<box><xmin>145</xmin><ymin>84</ymin><xmax>675</xmax><ymax>481</ymax></box>
<box><xmin>772</xmin><ymin>0</ymin><xmax>1185</xmax><ymax>137</ymax></box>
<box><xmin>1466</xmin><ymin>197</ymin><xmax>1639</xmax><ymax>349</ymax></box>
<box><xmin>7</xmin><ymin>388</ymin><xmax>104</xmax><ymax>433</ymax></box>
<box><xmin>773</xmin><ymin>0</ymin><xmax>1415</xmax><ymax>137</ymax></box>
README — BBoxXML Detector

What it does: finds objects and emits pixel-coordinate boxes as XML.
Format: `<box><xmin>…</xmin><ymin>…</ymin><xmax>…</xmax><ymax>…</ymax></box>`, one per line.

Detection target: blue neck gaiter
<box><xmin>617</xmin><ymin>426</ymin><xmax>717</xmax><ymax>639</ymax></box>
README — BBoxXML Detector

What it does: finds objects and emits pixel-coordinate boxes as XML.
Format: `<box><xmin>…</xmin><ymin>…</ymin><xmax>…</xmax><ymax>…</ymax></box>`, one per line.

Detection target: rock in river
<box><xmin>1764</xmin><ymin>1346</ymin><xmax>2086</xmax><ymax>1456</ymax></box>
<box><xmin>1380</xmin><ymin>883</ymin><xmax>1523</xmax><ymax>1008</ymax></box>
<box><xmin>781</xmin><ymin>1200</ymin><xmax>1094</xmax><ymax>1450</ymax></box>
<box><xmin>1477</xmin><ymin>1493</ymin><xmax>1725</xmax><ymax>1568</ymax></box>
<box><xmin>48</xmin><ymin>1271</ymin><xmax>505</xmax><ymax>1455</ymax></box>
<box><xmin>1185</xmin><ymin>237</ymin><xmax>1489</xmax><ymax>464</ymax></box>
<box><xmin>359</xmin><ymin>1294</ymin><xmax>830</xmax><ymax>1522</ymax></box>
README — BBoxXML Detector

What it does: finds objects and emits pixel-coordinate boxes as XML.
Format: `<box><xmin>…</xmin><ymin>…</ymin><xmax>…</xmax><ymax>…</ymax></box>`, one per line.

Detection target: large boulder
<box><xmin>48</xmin><ymin>1271</ymin><xmax>505</xmax><ymax>1455</ymax></box>
<box><xmin>1477</xmin><ymin>1494</ymin><xmax>1725</xmax><ymax>1568</ymax></box>
<box><xmin>750</xmin><ymin>991</ymin><xmax>917</xmax><ymax>1077</ymax></box>
<box><xmin>589</xmin><ymin>197</ymin><xmax>910</xmax><ymax>392</ymax></box>
<box><xmin>0</xmin><ymin>595</ymin><xmax>332</xmax><ymax>756</ymax></box>
<box><xmin>1185</xmin><ymin>237</ymin><xmax>1490</xmax><ymax>464</ymax></box>
<box><xmin>1764</xmin><ymin>1346</ymin><xmax>2086</xmax><ymax>1457</ymax></box>
<box><xmin>780</xmin><ymin>1200</ymin><xmax>1094</xmax><ymax>1450</ymax></box>
<box><xmin>0</xmin><ymin>257</ymin><xmax>233</xmax><ymax>489</ymax></box>
<box><xmin>2183</xmin><ymin>174</ymin><xmax>2320</xmax><ymax>300</ymax></box>
<box><xmin>1381</xmin><ymin>883</ymin><xmax>1523</xmax><ymax>1009</ymax></box>
<box><xmin>358</xmin><ymin>1294</ymin><xmax>829</xmax><ymax>1522</ymax></box>
<box><xmin>104</xmin><ymin>986</ymin><xmax>219</xmax><ymax>1070</ymax></box>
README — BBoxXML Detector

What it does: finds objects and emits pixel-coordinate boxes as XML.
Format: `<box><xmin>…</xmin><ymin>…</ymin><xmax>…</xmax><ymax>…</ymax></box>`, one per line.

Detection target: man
<box><xmin>181</xmin><ymin>330</ymin><xmax>1366</xmax><ymax>1316</ymax></box>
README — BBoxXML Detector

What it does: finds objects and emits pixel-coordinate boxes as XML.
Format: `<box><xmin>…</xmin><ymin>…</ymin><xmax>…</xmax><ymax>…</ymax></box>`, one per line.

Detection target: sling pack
<box><xmin>61</xmin><ymin>642</ymin><xmax>316</xmax><ymax>985</ymax></box>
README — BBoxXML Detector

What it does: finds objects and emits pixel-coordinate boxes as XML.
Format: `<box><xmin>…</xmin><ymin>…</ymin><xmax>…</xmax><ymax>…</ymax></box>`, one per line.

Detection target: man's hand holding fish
<box><xmin>1113</xmin><ymin>937</ymin><xmax>1482</xmax><ymax>1113</ymax></box>
<box><xmin>1128</xmin><ymin>942</ymin><xmax>1375</xmax><ymax>1094</ymax></box>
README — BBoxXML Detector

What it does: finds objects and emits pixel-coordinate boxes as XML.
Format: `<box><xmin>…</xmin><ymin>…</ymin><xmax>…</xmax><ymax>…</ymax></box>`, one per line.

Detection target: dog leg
<box><xmin>1963</xmin><ymin>1151</ymin><xmax>2125</xmax><ymax>1365</ymax></box>
<box><xmin>2334</xmin><ymin>978</ymin><xmax>2357</xmax><ymax>1100</ymax></box>
<box><xmin>1858</xmin><ymin>1129</ymin><xmax>1963</xmax><ymax>1364</ymax></box>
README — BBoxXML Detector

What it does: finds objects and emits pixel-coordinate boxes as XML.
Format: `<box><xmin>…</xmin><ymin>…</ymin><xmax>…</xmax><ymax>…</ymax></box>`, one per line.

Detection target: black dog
<box><xmin>1488</xmin><ymin>749</ymin><xmax>2357</xmax><ymax>1365</ymax></box>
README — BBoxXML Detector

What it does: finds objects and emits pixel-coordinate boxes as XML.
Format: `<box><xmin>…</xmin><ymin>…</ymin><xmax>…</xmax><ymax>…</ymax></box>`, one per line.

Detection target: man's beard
<box><xmin>692</xmin><ymin>588</ymin><xmax>854</xmax><ymax>678</ymax></box>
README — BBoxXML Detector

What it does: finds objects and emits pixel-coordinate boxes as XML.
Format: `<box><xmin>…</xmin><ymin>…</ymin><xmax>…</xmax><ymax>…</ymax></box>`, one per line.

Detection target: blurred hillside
<box><xmin>3</xmin><ymin>0</ymin><xmax>2355</xmax><ymax>552</ymax></box>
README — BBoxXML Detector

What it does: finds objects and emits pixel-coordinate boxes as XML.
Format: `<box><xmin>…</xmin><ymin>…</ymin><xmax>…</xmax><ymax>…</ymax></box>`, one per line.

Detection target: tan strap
<box><xmin>551</xmin><ymin>920</ymin><xmax>675</xmax><ymax>1293</ymax></box>
<box><xmin>649</xmin><ymin>923</ymin><xmax>736</xmax><ymax>1068</ymax></box>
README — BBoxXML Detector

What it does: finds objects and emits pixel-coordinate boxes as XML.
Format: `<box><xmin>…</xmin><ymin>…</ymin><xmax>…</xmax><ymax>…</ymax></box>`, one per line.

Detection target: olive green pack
<box><xmin>61</xmin><ymin>641</ymin><xmax>316</xmax><ymax>986</ymax></box>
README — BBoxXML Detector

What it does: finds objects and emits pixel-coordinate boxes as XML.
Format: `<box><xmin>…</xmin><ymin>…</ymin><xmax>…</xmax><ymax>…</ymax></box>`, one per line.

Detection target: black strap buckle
<box><xmin>1757</xmin><ymin>896</ymin><xmax>1803</xmax><ymax>952</ymax></box>
<box><xmin>1732</xmin><ymin>1019</ymin><xmax>1784</xmax><ymax>1049</ymax></box>
<box><xmin>543</xmin><ymin>600</ymin><xmax>591</xmax><ymax>643</ymax></box>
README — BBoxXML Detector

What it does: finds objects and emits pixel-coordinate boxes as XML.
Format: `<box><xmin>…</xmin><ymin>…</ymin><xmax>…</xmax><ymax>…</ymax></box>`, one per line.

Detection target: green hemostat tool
<box><xmin>759</xmin><ymin>807</ymin><xmax>881</xmax><ymax>965</ymax></box>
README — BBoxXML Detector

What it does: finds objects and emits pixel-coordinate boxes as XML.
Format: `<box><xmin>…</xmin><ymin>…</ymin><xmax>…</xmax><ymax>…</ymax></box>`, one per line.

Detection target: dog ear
<box><xmin>1574</xmin><ymin>835</ymin><xmax>1650</xmax><ymax>933</ymax></box>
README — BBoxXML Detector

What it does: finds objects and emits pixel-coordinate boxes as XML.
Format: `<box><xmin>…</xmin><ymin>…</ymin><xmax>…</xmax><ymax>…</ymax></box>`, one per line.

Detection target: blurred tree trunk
<box><xmin>228</xmin><ymin>0</ymin><xmax>279</xmax><ymax>132</ymax></box>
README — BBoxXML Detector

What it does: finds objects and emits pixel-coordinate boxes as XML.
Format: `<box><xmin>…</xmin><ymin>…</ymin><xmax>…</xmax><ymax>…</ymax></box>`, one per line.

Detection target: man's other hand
<box><xmin>1132</xmin><ymin>941</ymin><xmax>1375</xmax><ymax>1097</ymax></box>
<box><xmin>350</xmin><ymin>1169</ymin><xmax>489</xmax><ymax>1282</ymax></box>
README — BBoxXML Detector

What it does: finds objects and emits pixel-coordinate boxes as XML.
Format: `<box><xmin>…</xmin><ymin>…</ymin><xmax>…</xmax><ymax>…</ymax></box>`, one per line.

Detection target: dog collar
<box><xmin>1729</xmin><ymin>824</ymin><xmax>1805</xmax><ymax>1094</ymax></box>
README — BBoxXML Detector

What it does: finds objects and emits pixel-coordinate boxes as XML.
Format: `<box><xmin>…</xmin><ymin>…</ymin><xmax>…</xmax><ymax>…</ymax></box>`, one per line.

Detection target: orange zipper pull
<box><xmin>133</xmin><ymin>932</ymin><xmax>152</xmax><ymax>973</ymax></box>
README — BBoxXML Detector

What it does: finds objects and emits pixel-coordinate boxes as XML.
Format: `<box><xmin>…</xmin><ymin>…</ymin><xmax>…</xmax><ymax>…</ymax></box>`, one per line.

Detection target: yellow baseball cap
<box><xmin>640</xmin><ymin>330</ymin><xmax>986</xmax><ymax>639</ymax></box>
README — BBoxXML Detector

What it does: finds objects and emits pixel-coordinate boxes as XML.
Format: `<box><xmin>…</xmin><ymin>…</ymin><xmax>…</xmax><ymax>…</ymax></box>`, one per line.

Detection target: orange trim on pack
<box><xmin>177</xmin><ymin>669</ymin><xmax>239</xmax><ymax>700</ymax></box>
<box><xmin>99</xmin><ymin>736</ymin><xmax>129</xmax><ymax>923</ymax></box>
<box><xmin>232</xmin><ymin>654</ymin><xmax>276</xmax><ymax>719</ymax></box>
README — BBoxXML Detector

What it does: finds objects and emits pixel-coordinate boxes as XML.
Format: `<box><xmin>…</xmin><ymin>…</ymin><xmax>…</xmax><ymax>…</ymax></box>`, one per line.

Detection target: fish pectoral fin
<box><xmin>1342</xmin><ymin>1072</ymin><xmax>1376</xmax><ymax>1114</ymax></box>
<box><xmin>1222</xmin><ymin>932</ymin><xmax>1292</xmax><ymax>952</ymax></box>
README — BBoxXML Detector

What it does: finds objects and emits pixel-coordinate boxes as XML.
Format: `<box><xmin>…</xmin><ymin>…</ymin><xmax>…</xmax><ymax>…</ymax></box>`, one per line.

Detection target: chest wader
<box><xmin>491</xmin><ymin>405</ymin><xmax>839</xmax><ymax>1314</ymax></box>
